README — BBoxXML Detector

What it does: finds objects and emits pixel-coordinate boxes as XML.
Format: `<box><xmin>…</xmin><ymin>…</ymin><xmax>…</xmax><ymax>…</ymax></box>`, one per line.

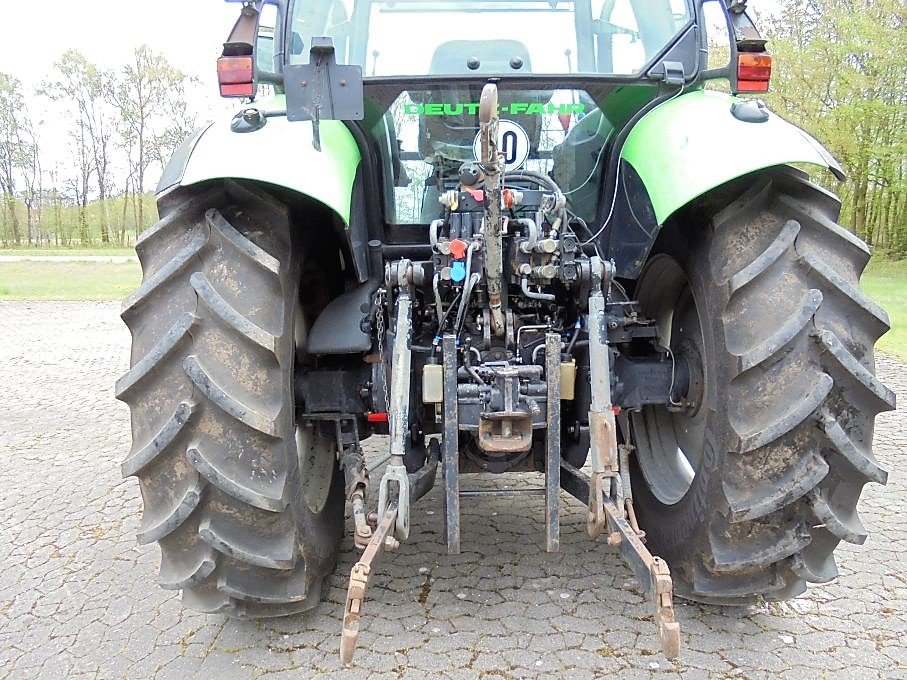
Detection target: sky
<box><xmin>1</xmin><ymin>0</ymin><xmax>238</xmax><ymax>93</ymax></box>
<box><xmin>0</xmin><ymin>0</ymin><xmax>242</xmax><ymax>181</ymax></box>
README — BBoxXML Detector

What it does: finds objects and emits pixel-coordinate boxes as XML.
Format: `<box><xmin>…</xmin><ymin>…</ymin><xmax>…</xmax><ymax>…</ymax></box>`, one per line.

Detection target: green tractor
<box><xmin>117</xmin><ymin>0</ymin><xmax>894</xmax><ymax>662</ymax></box>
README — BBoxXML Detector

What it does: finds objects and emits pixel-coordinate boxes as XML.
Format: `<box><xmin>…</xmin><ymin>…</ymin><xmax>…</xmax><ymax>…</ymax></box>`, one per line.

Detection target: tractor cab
<box><xmin>283</xmin><ymin>0</ymin><xmax>693</xmax><ymax>77</ymax></box>
<box><xmin>274</xmin><ymin>0</ymin><xmax>699</xmax><ymax>229</ymax></box>
<box><xmin>220</xmin><ymin>0</ymin><xmax>699</xmax><ymax>225</ymax></box>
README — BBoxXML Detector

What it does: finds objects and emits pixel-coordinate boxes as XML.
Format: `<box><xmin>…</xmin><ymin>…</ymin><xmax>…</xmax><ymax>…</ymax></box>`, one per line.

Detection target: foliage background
<box><xmin>764</xmin><ymin>0</ymin><xmax>906</xmax><ymax>256</ymax></box>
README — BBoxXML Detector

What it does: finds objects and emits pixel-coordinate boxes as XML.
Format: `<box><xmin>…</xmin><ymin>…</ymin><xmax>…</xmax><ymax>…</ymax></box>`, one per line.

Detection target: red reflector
<box><xmin>737</xmin><ymin>53</ymin><xmax>772</xmax><ymax>93</ymax></box>
<box><xmin>367</xmin><ymin>412</ymin><xmax>389</xmax><ymax>423</ymax></box>
<box><xmin>220</xmin><ymin>82</ymin><xmax>255</xmax><ymax>97</ymax></box>
<box><xmin>217</xmin><ymin>56</ymin><xmax>254</xmax><ymax>98</ymax></box>
<box><xmin>736</xmin><ymin>80</ymin><xmax>770</xmax><ymax>93</ymax></box>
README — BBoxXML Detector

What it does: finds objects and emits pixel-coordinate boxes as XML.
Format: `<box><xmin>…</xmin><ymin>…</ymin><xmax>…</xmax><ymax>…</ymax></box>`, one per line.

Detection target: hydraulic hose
<box><xmin>432</xmin><ymin>273</ymin><xmax>444</xmax><ymax>324</ymax></box>
<box><xmin>566</xmin><ymin>318</ymin><xmax>582</xmax><ymax>356</ymax></box>
<box><xmin>455</xmin><ymin>273</ymin><xmax>481</xmax><ymax>337</ymax></box>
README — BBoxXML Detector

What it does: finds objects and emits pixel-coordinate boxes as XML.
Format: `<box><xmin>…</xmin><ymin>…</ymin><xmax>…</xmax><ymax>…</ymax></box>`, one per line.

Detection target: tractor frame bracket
<box><xmin>285</xmin><ymin>37</ymin><xmax>364</xmax><ymax>126</ymax></box>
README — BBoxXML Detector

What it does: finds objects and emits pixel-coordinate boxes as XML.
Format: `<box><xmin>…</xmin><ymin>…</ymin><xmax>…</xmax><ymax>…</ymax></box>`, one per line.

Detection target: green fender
<box><xmin>621</xmin><ymin>89</ymin><xmax>844</xmax><ymax>224</ymax></box>
<box><xmin>160</xmin><ymin>95</ymin><xmax>362</xmax><ymax>224</ymax></box>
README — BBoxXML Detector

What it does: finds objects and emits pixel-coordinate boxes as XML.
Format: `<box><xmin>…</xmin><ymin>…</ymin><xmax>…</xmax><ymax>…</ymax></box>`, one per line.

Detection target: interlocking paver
<box><xmin>1</xmin><ymin>300</ymin><xmax>905</xmax><ymax>678</ymax></box>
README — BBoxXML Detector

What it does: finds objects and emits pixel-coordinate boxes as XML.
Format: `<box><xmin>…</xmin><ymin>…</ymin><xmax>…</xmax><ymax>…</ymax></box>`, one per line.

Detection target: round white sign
<box><xmin>473</xmin><ymin>120</ymin><xmax>531</xmax><ymax>172</ymax></box>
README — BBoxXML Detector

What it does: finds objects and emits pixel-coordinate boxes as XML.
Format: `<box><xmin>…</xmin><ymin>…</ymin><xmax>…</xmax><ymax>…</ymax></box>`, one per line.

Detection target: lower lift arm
<box><xmin>569</xmin><ymin>258</ymin><xmax>680</xmax><ymax>659</ymax></box>
<box><xmin>340</xmin><ymin>501</ymin><xmax>399</xmax><ymax>665</ymax></box>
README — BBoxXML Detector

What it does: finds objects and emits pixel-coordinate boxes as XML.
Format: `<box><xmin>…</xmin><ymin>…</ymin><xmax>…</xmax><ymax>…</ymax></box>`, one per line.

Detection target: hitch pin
<box><xmin>340</xmin><ymin>501</ymin><xmax>399</xmax><ymax>666</ymax></box>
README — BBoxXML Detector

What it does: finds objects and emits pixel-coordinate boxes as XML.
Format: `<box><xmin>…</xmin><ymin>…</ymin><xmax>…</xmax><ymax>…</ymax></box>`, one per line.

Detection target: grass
<box><xmin>862</xmin><ymin>258</ymin><xmax>907</xmax><ymax>361</ymax></box>
<box><xmin>0</xmin><ymin>261</ymin><xmax>141</xmax><ymax>301</ymax></box>
<box><xmin>0</xmin><ymin>247</ymin><xmax>136</xmax><ymax>257</ymax></box>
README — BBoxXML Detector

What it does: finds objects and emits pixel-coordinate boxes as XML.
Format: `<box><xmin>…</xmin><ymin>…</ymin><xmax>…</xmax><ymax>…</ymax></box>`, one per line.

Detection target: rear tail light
<box><xmin>737</xmin><ymin>53</ymin><xmax>772</xmax><ymax>93</ymax></box>
<box><xmin>217</xmin><ymin>56</ymin><xmax>255</xmax><ymax>98</ymax></box>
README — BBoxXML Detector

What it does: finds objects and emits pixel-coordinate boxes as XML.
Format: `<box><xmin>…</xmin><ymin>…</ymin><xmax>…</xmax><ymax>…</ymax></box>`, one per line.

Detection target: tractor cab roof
<box><xmin>284</xmin><ymin>0</ymin><xmax>695</xmax><ymax>79</ymax></box>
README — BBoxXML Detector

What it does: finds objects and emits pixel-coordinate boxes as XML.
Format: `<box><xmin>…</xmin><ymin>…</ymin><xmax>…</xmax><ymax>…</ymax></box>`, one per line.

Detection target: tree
<box><xmin>64</xmin><ymin>118</ymin><xmax>95</xmax><ymax>246</ymax></box>
<box><xmin>46</xmin><ymin>164</ymin><xmax>66</xmax><ymax>246</ymax></box>
<box><xmin>41</xmin><ymin>50</ymin><xmax>116</xmax><ymax>243</ymax></box>
<box><xmin>765</xmin><ymin>0</ymin><xmax>907</xmax><ymax>254</ymax></box>
<box><xmin>20</xmin><ymin>121</ymin><xmax>41</xmax><ymax>245</ymax></box>
<box><xmin>0</xmin><ymin>72</ymin><xmax>27</xmax><ymax>245</ymax></box>
<box><xmin>111</xmin><ymin>45</ymin><xmax>196</xmax><ymax>233</ymax></box>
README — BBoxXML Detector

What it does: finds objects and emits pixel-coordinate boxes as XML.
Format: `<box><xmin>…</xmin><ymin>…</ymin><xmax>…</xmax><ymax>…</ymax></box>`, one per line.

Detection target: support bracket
<box><xmin>377</xmin><ymin>261</ymin><xmax>415</xmax><ymax>541</ymax></box>
<box><xmin>586</xmin><ymin>257</ymin><xmax>618</xmax><ymax>539</ymax></box>
<box><xmin>544</xmin><ymin>332</ymin><xmax>561</xmax><ymax>552</ymax></box>
<box><xmin>442</xmin><ymin>333</ymin><xmax>461</xmax><ymax>554</ymax></box>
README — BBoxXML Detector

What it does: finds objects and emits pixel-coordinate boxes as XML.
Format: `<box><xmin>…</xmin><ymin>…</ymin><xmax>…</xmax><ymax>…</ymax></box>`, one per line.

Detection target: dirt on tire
<box><xmin>117</xmin><ymin>180</ymin><xmax>344</xmax><ymax>617</ymax></box>
<box><xmin>630</xmin><ymin>168</ymin><xmax>895</xmax><ymax>604</ymax></box>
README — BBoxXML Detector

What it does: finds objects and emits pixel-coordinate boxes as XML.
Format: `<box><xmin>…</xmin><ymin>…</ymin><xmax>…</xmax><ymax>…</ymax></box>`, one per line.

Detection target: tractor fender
<box><xmin>620</xmin><ymin>89</ymin><xmax>844</xmax><ymax>226</ymax></box>
<box><xmin>156</xmin><ymin>101</ymin><xmax>374</xmax><ymax>353</ymax></box>
<box><xmin>157</xmin><ymin>100</ymin><xmax>362</xmax><ymax>226</ymax></box>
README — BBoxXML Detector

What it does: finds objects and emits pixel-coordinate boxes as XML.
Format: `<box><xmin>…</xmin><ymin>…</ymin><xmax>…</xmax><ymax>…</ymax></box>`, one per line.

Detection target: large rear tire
<box><xmin>629</xmin><ymin>168</ymin><xmax>895</xmax><ymax>604</ymax></box>
<box><xmin>117</xmin><ymin>181</ymin><xmax>344</xmax><ymax>616</ymax></box>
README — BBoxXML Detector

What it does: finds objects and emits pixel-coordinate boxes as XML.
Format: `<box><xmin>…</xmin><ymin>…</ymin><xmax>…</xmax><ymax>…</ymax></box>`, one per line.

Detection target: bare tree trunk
<box><xmin>98</xmin><ymin>189</ymin><xmax>110</xmax><ymax>243</ymax></box>
<box><xmin>136</xmin><ymin>159</ymin><xmax>144</xmax><ymax>231</ymax></box>
<box><xmin>54</xmin><ymin>193</ymin><xmax>63</xmax><ymax>247</ymax></box>
<box><xmin>78</xmin><ymin>201</ymin><xmax>89</xmax><ymax>246</ymax></box>
<box><xmin>5</xmin><ymin>195</ymin><xmax>20</xmax><ymax>245</ymax></box>
<box><xmin>0</xmin><ymin>192</ymin><xmax>7</xmax><ymax>246</ymax></box>
<box><xmin>25</xmin><ymin>202</ymin><xmax>32</xmax><ymax>246</ymax></box>
<box><xmin>120</xmin><ymin>179</ymin><xmax>130</xmax><ymax>246</ymax></box>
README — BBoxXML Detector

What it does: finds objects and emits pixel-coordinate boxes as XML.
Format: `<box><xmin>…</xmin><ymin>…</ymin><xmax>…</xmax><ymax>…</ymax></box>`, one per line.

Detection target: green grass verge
<box><xmin>862</xmin><ymin>258</ymin><xmax>907</xmax><ymax>362</ymax></box>
<box><xmin>0</xmin><ymin>261</ymin><xmax>141</xmax><ymax>301</ymax></box>
<box><xmin>0</xmin><ymin>248</ymin><xmax>136</xmax><ymax>257</ymax></box>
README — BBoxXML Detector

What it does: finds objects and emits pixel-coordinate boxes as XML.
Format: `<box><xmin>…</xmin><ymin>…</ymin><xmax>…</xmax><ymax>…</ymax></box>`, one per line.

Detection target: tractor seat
<box><xmin>429</xmin><ymin>39</ymin><xmax>533</xmax><ymax>74</ymax></box>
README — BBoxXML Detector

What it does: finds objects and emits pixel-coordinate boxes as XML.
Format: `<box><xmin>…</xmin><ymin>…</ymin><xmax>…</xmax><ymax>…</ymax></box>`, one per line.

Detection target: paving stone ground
<box><xmin>1</xmin><ymin>301</ymin><xmax>905</xmax><ymax>679</ymax></box>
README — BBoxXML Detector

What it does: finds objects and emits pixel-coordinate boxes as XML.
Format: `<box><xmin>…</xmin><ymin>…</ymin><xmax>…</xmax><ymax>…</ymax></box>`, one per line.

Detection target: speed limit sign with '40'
<box><xmin>473</xmin><ymin>120</ymin><xmax>531</xmax><ymax>172</ymax></box>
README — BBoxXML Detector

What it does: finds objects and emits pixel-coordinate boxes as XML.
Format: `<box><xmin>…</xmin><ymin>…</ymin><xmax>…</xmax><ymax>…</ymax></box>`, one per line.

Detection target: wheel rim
<box><xmin>631</xmin><ymin>254</ymin><xmax>707</xmax><ymax>506</ymax></box>
<box><xmin>294</xmin><ymin>301</ymin><xmax>335</xmax><ymax>515</ymax></box>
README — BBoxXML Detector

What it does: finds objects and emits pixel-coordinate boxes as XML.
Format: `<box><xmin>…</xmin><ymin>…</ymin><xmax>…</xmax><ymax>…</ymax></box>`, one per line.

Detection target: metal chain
<box><xmin>375</xmin><ymin>289</ymin><xmax>390</xmax><ymax>413</ymax></box>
